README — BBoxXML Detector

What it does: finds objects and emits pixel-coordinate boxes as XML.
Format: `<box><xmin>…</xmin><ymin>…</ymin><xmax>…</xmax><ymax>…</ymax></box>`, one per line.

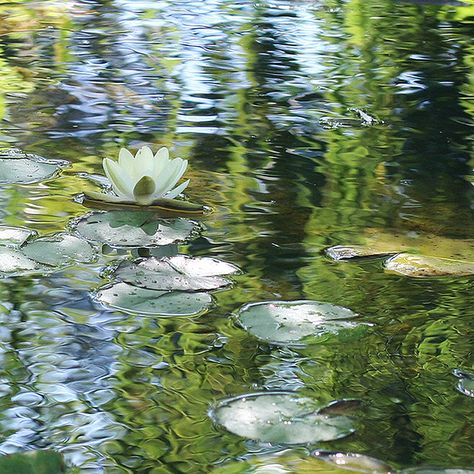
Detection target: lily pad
<box><xmin>83</xmin><ymin>192</ymin><xmax>209</xmax><ymax>216</ymax></box>
<box><xmin>211</xmin><ymin>392</ymin><xmax>355</xmax><ymax>444</ymax></box>
<box><xmin>71</xmin><ymin>211</ymin><xmax>199</xmax><ymax>248</ymax></box>
<box><xmin>236</xmin><ymin>300</ymin><xmax>360</xmax><ymax>345</ymax></box>
<box><xmin>115</xmin><ymin>255</ymin><xmax>239</xmax><ymax>291</ymax></box>
<box><xmin>0</xmin><ymin>225</ymin><xmax>36</xmax><ymax>246</ymax></box>
<box><xmin>0</xmin><ymin>449</ymin><xmax>66</xmax><ymax>473</ymax></box>
<box><xmin>0</xmin><ymin>247</ymin><xmax>49</xmax><ymax>277</ymax></box>
<box><xmin>21</xmin><ymin>233</ymin><xmax>96</xmax><ymax>266</ymax></box>
<box><xmin>312</xmin><ymin>451</ymin><xmax>395</xmax><ymax>473</ymax></box>
<box><xmin>453</xmin><ymin>369</ymin><xmax>474</xmax><ymax>398</ymax></box>
<box><xmin>326</xmin><ymin>230</ymin><xmax>474</xmax><ymax>262</ymax></box>
<box><xmin>211</xmin><ymin>450</ymin><xmax>392</xmax><ymax>473</ymax></box>
<box><xmin>0</xmin><ymin>148</ymin><xmax>67</xmax><ymax>184</ymax></box>
<box><xmin>325</xmin><ymin>245</ymin><xmax>395</xmax><ymax>261</ymax></box>
<box><xmin>384</xmin><ymin>253</ymin><xmax>474</xmax><ymax>277</ymax></box>
<box><xmin>95</xmin><ymin>282</ymin><xmax>213</xmax><ymax>316</ymax></box>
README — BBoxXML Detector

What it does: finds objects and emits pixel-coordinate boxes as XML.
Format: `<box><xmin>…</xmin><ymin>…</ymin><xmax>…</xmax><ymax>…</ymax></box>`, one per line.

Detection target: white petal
<box><xmin>103</xmin><ymin>158</ymin><xmax>133</xmax><ymax>198</ymax></box>
<box><xmin>162</xmin><ymin>158</ymin><xmax>188</xmax><ymax>193</ymax></box>
<box><xmin>135</xmin><ymin>146</ymin><xmax>154</xmax><ymax>175</ymax></box>
<box><xmin>118</xmin><ymin>148</ymin><xmax>136</xmax><ymax>178</ymax></box>
<box><xmin>153</xmin><ymin>147</ymin><xmax>170</xmax><ymax>177</ymax></box>
<box><xmin>152</xmin><ymin>159</ymin><xmax>184</xmax><ymax>197</ymax></box>
<box><xmin>164</xmin><ymin>179</ymin><xmax>190</xmax><ymax>199</ymax></box>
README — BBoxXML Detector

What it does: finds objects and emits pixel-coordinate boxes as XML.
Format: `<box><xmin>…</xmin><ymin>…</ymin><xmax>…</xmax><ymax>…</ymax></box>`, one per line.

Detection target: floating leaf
<box><xmin>115</xmin><ymin>255</ymin><xmax>239</xmax><ymax>291</ymax></box>
<box><xmin>21</xmin><ymin>233</ymin><xmax>96</xmax><ymax>266</ymax></box>
<box><xmin>211</xmin><ymin>392</ymin><xmax>355</xmax><ymax>444</ymax></box>
<box><xmin>326</xmin><ymin>230</ymin><xmax>474</xmax><ymax>262</ymax></box>
<box><xmin>95</xmin><ymin>282</ymin><xmax>213</xmax><ymax>316</ymax></box>
<box><xmin>384</xmin><ymin>253</ymin><xmax>474</xmax><ymax>277</ymax></box>
<box><xmin>0</xmin><ymin>225</ymin><xmax>36</xmax><ymax>246</ymax></box>
<box><xmin>312</xmin><ymin>451</ymin><xmax>395</xmax><ymax>473</ymax></box>
<box><xmin>0</xmin><ymin>247</ymin><xmax>49</xmax><ymax>277</ymax></box>
<box><xmin>83</xmin><ymin>192</ymin><xmax>209</xmax><ymax>216</ymax></box>
<box><xmin>236</xmin><ymin>300</ymin><xmax>360</xmax><ymax>345</ymax></box>
<box><xmin>0</xmin><ymin>450</ymin><xmax>66</xmax><ymax>473</ymax></box>
<box><xmin>0</xmin><ymin>148</ymin><xmax>67</xmax><ymax>184</ymax></box>
<box><xmin>326</xmin><ymin>245</ymin><xmax>395</xmax><ymax>261</ymax></box>
<box><xmin>211</xmin><ymin>450</ymin><xmax>390</xmax><ymax>473</ymax></box>
<box><xmin>453</xmin><ymin>369</ymin><xmax>474</xmax><ymax>398</ymax></box>
<box><xmin>71</xmin><ymin>211</ymin><xmax>199</xmax><ymax>248</ymax></box>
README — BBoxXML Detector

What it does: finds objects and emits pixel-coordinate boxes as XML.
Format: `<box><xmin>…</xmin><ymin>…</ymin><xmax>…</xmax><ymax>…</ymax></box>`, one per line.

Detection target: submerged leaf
<box><xmin>71</xmin><ymin>211</ymin><xmax>199</xmax><ymax>248</ymax></box>
<box><xmin>211</xmin><ymin>392</ymin><xmax>355</xmax><ymax>444</ymax></box>
<box><xmin>115</xmin><ymin>255</ymin><xmax>239</xmax><ymax>291</ymax></box>
<box><xmin>384</xmin><ymin>253</ymin><xmax>474</xmax><ymax>277</ymax></box>
<box><xmin>236</xmin><ymin>300</ymin><xmax>360</xmax><ymax>345</ymax></box>
<box><xmin>95</xmin><ymin>282</ymin><xmax>213</xmax><ymax>316</ymax></box>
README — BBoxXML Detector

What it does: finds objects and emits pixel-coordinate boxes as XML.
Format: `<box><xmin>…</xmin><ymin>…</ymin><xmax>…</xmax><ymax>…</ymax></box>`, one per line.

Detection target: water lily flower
<box><xmin>99</xmin><ymin>146</ymin><xmax>189</xmax><ymax>205</ymax></box>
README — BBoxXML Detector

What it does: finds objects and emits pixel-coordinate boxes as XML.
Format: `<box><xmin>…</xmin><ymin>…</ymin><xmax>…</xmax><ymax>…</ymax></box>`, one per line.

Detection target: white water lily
<box><xmin>101</xmin><ymin>146</ymin><xmax>189</xmax><ymax>205</ymax></box>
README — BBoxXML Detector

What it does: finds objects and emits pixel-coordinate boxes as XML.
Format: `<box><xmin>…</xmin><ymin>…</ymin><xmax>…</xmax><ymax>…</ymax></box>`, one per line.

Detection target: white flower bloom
<box><xmin>102</xmin><ymin>146</ymin><xmax>189</xmax><ymax>205</ymax></box>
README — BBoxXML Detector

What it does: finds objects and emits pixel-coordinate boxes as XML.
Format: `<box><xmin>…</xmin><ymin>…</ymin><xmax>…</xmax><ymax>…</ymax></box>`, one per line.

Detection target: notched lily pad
<box><xmin>384</xmin><ymin>253</ymin><xmax>474</xmax><ymax>277</ymax></box>
<box><xmin>0</xmin><ymin>148</ymin><xmax>67</xmax><ymax>184</ymax></box>
<box><xmin>95</xmin><ymin>282</ymin><xmax>213</xmax><ymax>316</ymax></box>
<box><xmin>210</xmin><ymin>392</ymin><xmax>355</xmax><ymax>444</ymax></box>
<box><xmin>71</xmin><ymin>210</ymin><xmax>199</xmax><ymax>248</ymax></box>
<box><xmin>312</xmin><ymin>450</ymin><xmax>395</xmax><ymax>473</ymax></box>
<box><xmin>0</xmin><ymin>449</ymin><xmax>66</xmax><ymax>473</ymax></box>
<box><xmin>82</xmin><ymin>191</ymin><xmax>210</xmax><ymax>216</ymax></box>
<box><xmin>453</xmin><ymin>369</ymin><xmax>474</xmax><ymax>398</ymax></box>
<box><xmin>236</xmin><ymin>300</ymin><xmax>360</xmax><ymax>345</ymax></box>
<box><xmin>21</xmin><ymin>233</ymin><xmax>96</xmax><ymax>266</ymax></box>
<box><xmin>115</xmin><ymin>255</ymin><xmax>239</xmax><ymax>291</ymax></box>
<box><xmin>325</xmin><ymin>245</ymin><xmax>396</xmax><ymax>261</ymax></box>
<box><xmin>0</xmin><ymin>247</ymin><xmax>49</xmax><ymax>277</ymax></box>
<box><xmin>0</xmin><ymin>225</ymin><xmax>37</xmax><ymax>246</ymax></box>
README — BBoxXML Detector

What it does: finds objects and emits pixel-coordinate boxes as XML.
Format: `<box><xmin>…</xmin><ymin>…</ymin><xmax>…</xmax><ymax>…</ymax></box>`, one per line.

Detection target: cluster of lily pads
<box><xmin>0</xmin><ymin>148</ymin><xmax>472</xmax><ymax>473</ymax></box>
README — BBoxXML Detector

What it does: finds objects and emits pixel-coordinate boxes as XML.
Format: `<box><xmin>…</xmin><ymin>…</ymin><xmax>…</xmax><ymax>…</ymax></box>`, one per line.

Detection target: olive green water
<box><xmin>0</xmin><ymin>0</ymin><xmax>473</xmax><ymax>472</ymax></box>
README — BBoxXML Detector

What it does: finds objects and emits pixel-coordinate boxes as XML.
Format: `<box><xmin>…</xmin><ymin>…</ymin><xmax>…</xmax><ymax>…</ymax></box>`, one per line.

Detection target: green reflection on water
<box><xmin>0</xmin><ymin>0</ymin><xmax>472</xmax><ymax>472</ymax></box>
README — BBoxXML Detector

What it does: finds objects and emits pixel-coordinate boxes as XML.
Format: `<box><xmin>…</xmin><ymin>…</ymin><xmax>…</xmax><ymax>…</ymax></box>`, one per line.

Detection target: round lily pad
<box><xmin>0</xmin><ymin>247</ymin><xmax>50</xmax><ymax>277</ymax></box>
<box><xmin>71</xmin><ymin>211</ymin><xmax>198</xmax><ymax>248</ymax></box>
<box><xmin>0</xmin><ymin>225</ymin><xmax>36</xmax><ymax>246</ymax></box>
<box><xmin>95</xmin><ymin>282</ymin><xmax>213</xmax><ymax>316</ymax></box>
<box><xmin>312</xmin><ymin>451</ymin><xmax>395</xmax><ymax>473</ymax></box>
<box><xmin>384</xmin><ymin>253</ymin><xmax>474</xmax><ymax>277</ymax></box>
<box><xmin>0</xmin><ymin>149</ymin><xmax>67</xmax><ymax>184</ymax></box>
<box><xmin>236</xmin><ymin>300</ymin><xmax>359</xmax><ymax>345</ymax></box>
<box><xmin>211</xmin><ymin>392</ymin><xmax>355</xmax><ymax>444</ymax></box>
<box><xmin>211</xmin><ymin>450</ymin><xmax>392</xmax><ymax>473</ymax></box>
<box><xmin>115</xmin><ymin>255</ymin><xmax>239</xmax><ymax>291</ymax></box>
<box><xmin>21</xmin><ymin>233</ymin><xmax>96</xmax><ymax>266</ymax></box>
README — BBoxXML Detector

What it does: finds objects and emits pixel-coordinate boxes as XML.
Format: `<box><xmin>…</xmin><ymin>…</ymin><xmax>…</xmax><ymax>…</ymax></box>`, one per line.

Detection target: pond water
<box><xmin>0</xmin><ymin>0</ymin><xmax>473</xmax><ymax>472</ymax></box>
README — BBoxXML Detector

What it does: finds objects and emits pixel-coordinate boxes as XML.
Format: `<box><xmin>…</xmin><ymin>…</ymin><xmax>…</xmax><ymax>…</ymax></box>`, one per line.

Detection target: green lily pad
<box><xmin>384</xmin><ymin>253</ymin><xmax>474</xmax><ymax>277</ymax></box>
<box><xmin>236</xmin><ymin>300</ymin><xmax>360</xmax><ymax>345</ymax></box>
<box><xmin>95</xmin><ymin>282</ymin><xmax>213</xmax><ymax>316</ymax></box>
<box><xmin>0</xmin><ymin>225</ymin><xmax>36</xmax><ymax>246</ymax></box>
<box><xmin>312</xmin><ymin>451</ymin><xmax>395</xmax><ymax>473</ymax></box>
<box><xmin>211</xmin><ymin>450</ymin><xmax>393</xmax><ymax>473</ymax></box>
<box><xmin>0</xmin><ymin>247</ymin><xmax>50</xmax><ymax>277</ymax></box>
<box><xmin>211</xmin><ymin>392</ymin><xmax>355</xmax><ymax>444</ymax></box>
<box><xmin>115</xmin><ymin>255</ymin><xmax>239</xmax><ymax>291</ymax></box>
<box><xmin>71</xmin><ymin>211</ymin><xmax>199</xmax><ymax>248</ymax></box>
<box><xmin>0</xmin><ymin>148</ymin><xmax>67</xmax><ymax>184</ymax></box>
<box><xmin>83</xmin><ymin>191</ymin><xmax>210</xmax><ymax>216</ymax></box>
<box><xmin>326</xmin><ymin>229</ymin><xmax>474</xmax><ymax>262</ymax></box>
<box><xmin>0</xmin><ymin>449</ymin><xmax>66</xmax><ymax>474</ymax></box>
<box><xmin>21</xmin><ymin>233</ymin><xmax>96</xmax><ymax>266</ymax></box>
